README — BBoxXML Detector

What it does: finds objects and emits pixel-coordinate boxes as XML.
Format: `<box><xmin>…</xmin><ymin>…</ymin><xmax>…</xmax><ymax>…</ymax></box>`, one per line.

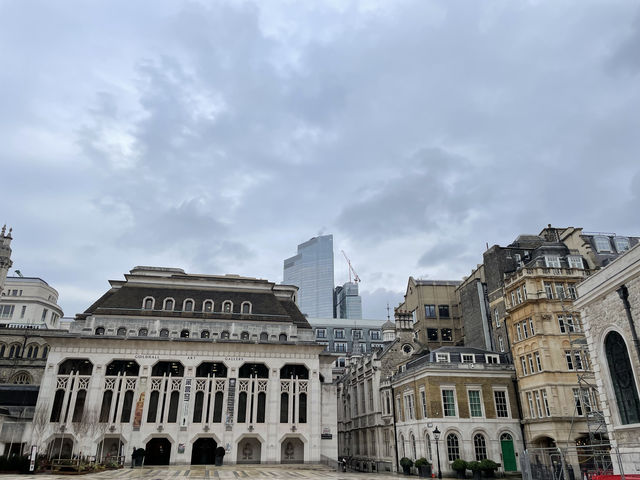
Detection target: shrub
<box><xmin>480</xmin><ymin>459</ymin><xmax>499</xmax><ymax>472</ymax></box>
<box><xmin>400</xmin><ymin>457</ymin><xmax>414</xmax><ymax>468</ymax></box>
<box><xmin>468</xmin><ymin>461</ymin><xmax>482</xmax><ymax>472</ymax></box>
<box><xmin>415</xmin><ymin>457</ymin><xmax>431</xmax><ymax>467</ymax></box>
<box><xmin>452</xmin><ymin>459</ymin><xmax>468</xmax><ymax>472</ymax></box>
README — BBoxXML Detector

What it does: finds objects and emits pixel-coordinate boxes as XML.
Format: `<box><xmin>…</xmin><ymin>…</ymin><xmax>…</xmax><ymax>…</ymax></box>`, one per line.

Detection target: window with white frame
<box><xmin>468</xmin><ymin>389</ymin><xmax>483</xmax><ymax>417</ymax></box>
<box><xmin>510</xmin><ymin>291</ymin><xmax>516</xmax><ymax>307</ymax></box>
<box><xmin>527</xmin><ymin>392</ymin><xmax>535</xmax><ymax>418</ymax></box>
<box><xmin>370</xmin><ymin>330</ymin><xmax>381</xmax><ymax>340</ymax></box>
<box><xmin>535</xmin><ymin>352</ymin><xmax>542</xmax><ymax>371</ymax></box>
<box><xmin>0</xmin><ymin>305</ymin><xmax>14</xmax><ymax>319</ymax></box>
<box><xmin>527</xmin><ymin>354</ymin><xmax>535</xmax><ymax>373</ymax></box>
<box><xmin>516</xmin><ymin>288</ymin><xmax>523</xmax><ymax>304</ymax></box>
<box><xmin>522</xmin><ymin>321</ymin><xmax>529</xmax><ymax>339</ymax></box>
<box><xmin>404</xmin><ymin>392</ymin><xmax>415</xmax><ymax>420</ymax></box>
<box><xmin>498</xmin><ymin>336</ymin><xmax>504</xmax><ymax>352</ymax></box>
<box><xmin>545</xmin><ymin>255</ymin><xmax>561</xmax><ymax>268</ymax></box>
<box><xmin>316</xmin><ymin>328</ymin><xmax>326</xmax><ymax>339</ymax></box>
<box><xmin>495</xmin><ymin>308</ymin><xmax>500</xmax><ymax>327</ymax></box>
<box><xmin>334</xmin><ymin>329</ymin><xmax>345</xmax><ymax>339</ymax></box>
<box><xmin>573</xmin><ymin>388</ymin><xmax>584</xmax><ymax>416</ymax></box>
<box><xmin>420</xmin><ymin>389</ymin><xmax>427</xmax><ymax>418</ymax></box>
<box><xmin>516</xmin><ymin>323</ymin><xmax>522</xmax><ymax>341</ymax></box>
<box><xmin>567</xmin><ymin>256</ymin><xmax>584</xmax><ymax>269</ymax></box>
<box><xmin>565</xmin><ymin>350</ymin><xmax>575</xmax><ymax>370</ymax></box>
<box><xmin>442</xmin><ymin>388</ymin><xmax>457</xmax><ymax>417</ymax></box>
<box><xmin>534</xmin><ymin>391</ymin><xmax>543</xmax><ymax>418</ymax></box>
<box><xmin>520</xmin><ymin>356</ymin><xmax>528</xmax><ymax>376</ymax></box>
<box><xmin>555</xmin><ymin>283</ymin><xmax>566</xmax><ymax>300</ymax></box>
<box><xmin>474</xmin><ymin>433</ymin><xmax>488</xmax><ymax>461</ymax></box>
<box><xmin>436</xmin><ymin>353</ymin><xmax>450</xmax><ymax>363</ymax></box>
<box><xmin>529</xmin><ymin>318</ymin><xmax>535</xmax><ymax>335</ymax></box>
<box><xmin>544</xmin><ymin>282</ymin><xmax>554</xmax><ymax>299</ymax></box>
<box><xmin>494</xmin><ymin>390</ymin><xmax>509</xmax><ymax>418</ymax></box>
<box><xmin>446</xmin><ymin>433</ymin><xmax>460</xmax><ymax>461</ymax></box>
<box><xmin>485</xmin><ymin>354</ymin><xmax>499</xmax><ymax>364</ymax></box>
<box><xmin>462</xmin><ymin>354</ymin><xmax>475</xmax><ymax>363</ymax></box>
<box><xmin>567</xmin><ymin>284</ymin><xmax>578</xmax><ymax>299</ymax></box>
<box><xmin>334</xmin><ymin>342</ymin><xmax>347</xmax><ymax>352</ymax></box>
<box><xmin>542</xmin><ymin>389</ymin><xmax>551</xmax><ymax>416</ymax></box>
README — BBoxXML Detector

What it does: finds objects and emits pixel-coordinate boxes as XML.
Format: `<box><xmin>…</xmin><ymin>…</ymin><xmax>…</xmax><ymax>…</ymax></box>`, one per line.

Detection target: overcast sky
<box><xmin>2</xmin><ymin>0</ymin><xmax>640</xmax><ymax>320</ymax></box>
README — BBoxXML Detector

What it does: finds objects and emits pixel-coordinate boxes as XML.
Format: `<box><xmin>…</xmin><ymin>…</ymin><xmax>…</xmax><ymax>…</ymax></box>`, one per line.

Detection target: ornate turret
<box><xmin>0</xmin><ymin>225</ymin><xmax>12</xmax><ymax>293</ymax></box>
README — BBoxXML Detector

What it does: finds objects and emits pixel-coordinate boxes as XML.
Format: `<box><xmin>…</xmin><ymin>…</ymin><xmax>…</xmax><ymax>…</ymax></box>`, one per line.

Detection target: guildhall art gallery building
<box><xmin>32</xmin><ymin>267</ymin><xmax>337</xmax><ymax>465</ymax></box>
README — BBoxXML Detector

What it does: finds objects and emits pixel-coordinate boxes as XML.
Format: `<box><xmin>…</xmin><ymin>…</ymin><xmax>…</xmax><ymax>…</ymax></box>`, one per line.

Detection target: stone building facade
<box><xmin>576</xmin><ymin>243</ymin><xmax>640</xmax><ymax>473</ymax></box>
<box><xmin>392</xmin><ymin>347</ymin><xmax>523</xmax><ymax>476</ymax></box>
<box><xmin>32</xmin><ymin>267</ymin><xmax>337</xmax><ymax>465</ymax></box>
<box><xmin>396</xmin><ymin>278</ymin><xmax>462</xmax><ymax>348</ymax></box>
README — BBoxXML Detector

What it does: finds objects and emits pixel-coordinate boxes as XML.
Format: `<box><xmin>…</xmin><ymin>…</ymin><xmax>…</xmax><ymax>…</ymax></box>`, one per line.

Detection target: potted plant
<box><xmin>468</xmin><ymin>461</ymin><xmax>483</xmax><ymax>480</ymax></box>
<box><xmin>452</xmin><ymin>459</ymin><xmax>468</xmax><ymax>479</ymax></box>
<box><xmin>400</xmin><ymin>457</ymin><xmax>414</xmax><ymax>475</ymax></box>
<box><xmin>215</xmin><ymin>446</ymin><xmax>226</xmax><ymax>466</ymax></box>
<box><xmin>415</xmin><ymin>458</ymin><xmax>432</xmax><ymax>478</ymax></box>
<box><xmin>480</xmin><ymin>459</ymin><xmax>499</xmax><ymax>478</ymax></box>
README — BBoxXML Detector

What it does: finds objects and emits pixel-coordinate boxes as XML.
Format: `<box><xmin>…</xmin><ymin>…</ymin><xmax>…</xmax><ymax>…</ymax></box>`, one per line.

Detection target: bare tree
<box><xmin>71</xmin><ymin>410</ymin><xmax>92</xmax><ymax>460</ymax></box>
<box><xmin>31</xmin><ymin>405</ymin><xmax>50</xmax><ymax>456</ymax></box>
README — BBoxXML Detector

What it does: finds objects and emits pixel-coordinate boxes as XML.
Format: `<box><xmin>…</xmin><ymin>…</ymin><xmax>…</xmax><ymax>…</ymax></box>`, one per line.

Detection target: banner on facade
<box><xmin>133</xmin><ymin>392</ymin><xmax>145</xmax><ymax>428</ymax></box>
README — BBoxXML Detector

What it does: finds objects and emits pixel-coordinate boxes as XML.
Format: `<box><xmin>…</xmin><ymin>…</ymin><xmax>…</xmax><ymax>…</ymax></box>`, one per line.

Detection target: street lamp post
<box><xmin>433</xmin><ymin>427</ymin><xmax>442</xmax><ymax>480</ymax></box>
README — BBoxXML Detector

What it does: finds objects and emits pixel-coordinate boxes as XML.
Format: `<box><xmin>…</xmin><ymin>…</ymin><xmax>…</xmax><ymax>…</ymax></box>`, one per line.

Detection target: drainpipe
<box><xmin>617</xmin><ymin>285</ymin><xmax>640</xmax><ymax>364</ymax></box>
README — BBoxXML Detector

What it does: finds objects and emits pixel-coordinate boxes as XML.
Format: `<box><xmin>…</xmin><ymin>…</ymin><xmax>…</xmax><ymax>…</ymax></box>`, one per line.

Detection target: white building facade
<box><xmin>32</xmin><ymin>267</ymin><xmax>337</xmax><ymax>466</ymax></box>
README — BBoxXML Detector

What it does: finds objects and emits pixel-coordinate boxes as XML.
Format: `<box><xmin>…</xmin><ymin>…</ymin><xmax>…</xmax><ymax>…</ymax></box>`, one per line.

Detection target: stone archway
<box><xmin>191</xmin><ymin>438</ymin><xmax>217</xmax><ymax>465</ymax></box>
<box><xmin>237</xmin><ymin>437</ymin><xmax>261</xmax><ymax>464</ymax></box>
<box><xmin>281</xmin><ymin>437</ymin><xmax>304</xmax><ymax>464</ymax></box>
<box><xmin>145</xmin><ymin>438</ymin><xmax>171</xmax><ymax>465</ymax></box>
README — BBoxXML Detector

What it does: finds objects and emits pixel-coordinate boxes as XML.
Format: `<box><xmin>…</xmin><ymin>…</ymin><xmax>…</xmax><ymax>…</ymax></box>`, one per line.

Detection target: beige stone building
<box><xmin>576</xmin><ymin>243</ymin><xmax>640</xmax><ymax>474</ymax></box>
<box><xmin>393</xmin><ymin>347</ymin><xmax>523</xmax><ymax>476</ymax></box>
<box><xmin>397</xmin><ymin>278</ymin><xmax>462</xmax><ymax>347</ymax></box>
<box><xmin>503</xmin><ymin>245</ymin><xmax>598</xmax><ymax>450</ymax></box>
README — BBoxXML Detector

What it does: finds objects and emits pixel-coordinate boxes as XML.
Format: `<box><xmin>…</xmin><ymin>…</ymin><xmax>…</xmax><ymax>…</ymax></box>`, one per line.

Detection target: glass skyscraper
<box><xmin>334</xmin><ymin>281</ymin><xmax>362</xmax><ymax>319</ymax></box>
<box><xmin>283</xmin><ymin>234</ymin><xmax>334</xmax><ymax>318</ymax></box>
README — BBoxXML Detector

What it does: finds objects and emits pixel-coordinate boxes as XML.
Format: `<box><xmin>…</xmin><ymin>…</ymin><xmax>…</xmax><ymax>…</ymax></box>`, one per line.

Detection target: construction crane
<box><xmin>341</xmin><ymin>250</ymin><xmax>361</xmax><ymax>284</ymax></box>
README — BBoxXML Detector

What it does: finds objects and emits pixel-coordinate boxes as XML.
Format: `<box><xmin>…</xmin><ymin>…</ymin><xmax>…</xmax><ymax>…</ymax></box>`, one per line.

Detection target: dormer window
<box><xmin>223</xmin><ymin>301</ymin><xmax>233</xmax><ymax>313</ymax></box>
<box><xmin>143</xmin><ymin>297</ymin><xmax>154</xmax><ymax>310</ymax></box>
<box><xmin>241</xmin><ymin>302</ymin><xmax>251</xmax><ymax>314</ymax></box>
<box><xmin>164</xmin><ymin>298</ymin><xmax>175</xmax><ymax>310</ymax></box>
<box><xmin>180</xmin><ymin>329</ymin><xmax>190</xmax><ymax>338</ymax></box>
<box><xmin>240</xmin><ymin>331</ymin><xmax>250</xmax><ymax>341</ymax></box>
<box><xmin>203</xmin><ymin>300</ymin><xmax>213</xmax><ymax>313</ymax></box>
<box><xmin>461</xmin><ymin>354</ymin><xmax>475</xmax><ymax>363</ymax></box>
<box><xmin>220</xmin><ymin>331</ymin><xmax>230</xmax><ymax>340</ymax></box>
<box><xmin>594</xmin><ymin>236</ymin><xmax>612</xmax><ymax>253</ymax></box>
<box><xmin>567</xmin><ymin>256</ymin><xmax>584</xmax><ymax>270</ymax></box>
<box><xmin>544</xmin><ymin>255</ymin><xmax>561</xmax><ymax>268</ymax></box>
<box><xmin>95</xmin><ymin>327</ymin><xmax>105</xmax><ymax>336</ymax></box>
<box><xmin>614</xmin><ymin>237</ymin><xmax>630</xmax><ymax>252</ymax></box>
<box><xmin>159</xmin><ymin>329</ymin><xmax>169</xmax><ymax>337</ymax></box>
<box><xmin>138</xmin><ymin>328</ymin><xmax>148</xmax><ymax>337</ymax></box>
<box><xmin>183</xmin><ymin>299</ymin><xmax>194</xmax><ymax>312</ymax></box>
<box><xmin>436</xmin><ymin>353</ymin><xmax>450</xmax><ymax>363</ymax></box>
<box><xmin>485</xmin><ymin>354</ymin><xmax>500</xmax><ymax>364</ymax></box>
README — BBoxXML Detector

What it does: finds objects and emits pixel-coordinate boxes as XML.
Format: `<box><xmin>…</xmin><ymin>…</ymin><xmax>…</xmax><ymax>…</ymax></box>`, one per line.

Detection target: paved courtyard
<box><xmin>0</xmin><ymin>464</ymin><xmax>465</xmax><ymax>480</ymax></box>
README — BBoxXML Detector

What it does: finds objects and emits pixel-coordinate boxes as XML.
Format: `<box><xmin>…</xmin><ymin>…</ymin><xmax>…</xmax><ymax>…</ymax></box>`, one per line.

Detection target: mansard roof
<box><xmin>77</xmin><ymin>268</ymin><xmax>311</xmax><ymax>330</ymax></box>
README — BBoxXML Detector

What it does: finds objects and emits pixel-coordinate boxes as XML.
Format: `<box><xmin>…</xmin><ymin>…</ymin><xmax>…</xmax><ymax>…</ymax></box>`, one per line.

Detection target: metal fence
<box><xmin>521</xmin><ymin>444</ymin><xmax>640</xmax><ymax>480</ymax></box>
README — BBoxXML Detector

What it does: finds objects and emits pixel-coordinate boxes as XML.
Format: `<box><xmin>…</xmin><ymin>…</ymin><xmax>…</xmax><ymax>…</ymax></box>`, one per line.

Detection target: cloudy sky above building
<box><xmin>2</xmin><ymin>0</ymin><xmax>640</xmax><ymax>319</ymax></box>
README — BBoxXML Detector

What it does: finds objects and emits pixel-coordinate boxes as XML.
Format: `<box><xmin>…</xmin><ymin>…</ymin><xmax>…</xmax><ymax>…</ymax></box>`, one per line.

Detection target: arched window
<box><xmin>260</xmin><ymin>332</ymin><xmax>268</xmax><ymax>341</ymax></box>
<box><xmin>241</xmin><ymin>302</ymin><xmax>251</xmax><ymax>314</ymax></box>
<box><xmin>11</xmin><ymin>372</ymin><xmax>32</xmax><ymax>384</ymax></box>
<box><xmin>279</xmin><ymin>333</ymin><xmax>287</xmax><ymax>342</ymax></box>
<box><xmin>167</xmin><ymin>391</ymin><xmax>179</xmax><ymax>423</ymax></box>
<box><xmin>193</xmin><ymin>391</ymin><xmax>204</xmax><ymax>422</ymax></box>
<box><xmin>147</xmin><ymin>391</ymin><xmax>159</xmax><ymax>423</ymax></box>
<box><xmin>9</xmin><ymin>344</ymin><xmax>20</xmax><ymax>358</ymax></box>
<box><xmin>605</xmin><ymin>331</ymin><xmax>640</xmax><ymax>424</ymax></box>
<box><xmin>203</xmin><ymin>300</ymin><xmax>213</xmax><ymax>312</ymax></box>
<box><xmin>50</xmin><ymin>389</ymin><xmax>65</xmax><ymax>422</ymax></box>
<box><xmin>237</xmin><ymin>392</ymin><xmax>247</xmax><ymax>423</ymax></box>
<box><xmin>280</xmin><ymin>392</ymin><xmax>289</xmax><ymax>423</ymax></box>
<box><xmin>27</xmin><ymin>346</ymin><xmax>33</xmax><ymax>358</ymax></box>
<box><xmin>106</xmin><ymin>360</ymin><xmax>139</xmax><ymax>376</ymax></box>
<box><xmin>257</xmin><ymin>391</ymin><xmax>266</xmax><ymax>423</ymax></box>
<box><xmin>222</xmin><ymin>301</ymin><xmax>233</xmax><ymax>313</ymax></box>
<box><xmin>138</xmin><ymin>328</ymin><xmax>148</xmax><ymax>337</ymax></box>
<box><xmin>99</xmin><ymin>390</ymin><xmax>113</xmax><ymax>422</ymax></box>
<box><xmin>183</xmin><ymin>299</ymin><xmax>194</xmax><ymax>312</ymax></box>
<box><xmin>474</xmin><ymin>433</ymin><xmax>487</xmax><ymax>460</ymax></box>
<box><xmin>201</xmin><ymin>330</ymin><xmax>210</xmax><ymax>339</ymax></box>
<box><xmin>399</xmin><ymin>434</ymin><xmax>406</xmax><ymax>458</ymax></box>
<box><xmin>425</xmin><ymin>433</ymin><xmax>432</xmax><ymax>461</ymax></box>
<box><xmin>117</xmin><ymin>327</ymin><xmax>127</xmax><ymax>336</ymax></box>
<box><xmin>0</xmin><ymin>344</ymin><xmax>5</xmax><ymax>357</ymax></box>
<box><xmin>196</xmin><ymin>362</ymin><xmax>228</xmax><ymax>378</ymax></box>
<box><xmin>95</xmin><ymin>327</ymin><xmax>105</xmax><ymax>335</ymax></box>
<box><xmin>72</xmin><ymin>390</ymin><xmax>87</xmax><ymax>423</ymax></box>
<box><xmin>446</xmin><ymin>433</ymin><xmax>460</xmax><ymax>461</ymax></box>
<box><xmin>500</xmin><ymin>432</ymin><xmax>513</xmax><ymax>442</ymax></box>
<box><xmin>159</xmin><ymin>328</ymin><xmax>169</xmax><ymax>337</ymax></box>
<box><xmin>143</xmin><ymin>297</ymin><xmax>154</xmax><ymax>310</ymax></box>
<box><xmin>164</xmin><ymin>298</ymin><xmax>174</xmax><ymax>310</ymax></box>
<box><xmin>240</xmin><ymin>331</ymin><xmax>250</xmax><ymax>341</ymax></box>
<box><xmin>180</xmin><ymin>329</ymin><xmax>190</xmax><ymax>338</ymax></box>
<box><xmin>120</xmin><ymin>390</ymin><xmax>133</xmax><ymax>423</ymax></box>
<box><xmin>57</xmin><ymin>359</ymin><xmax>93</xmax><ymax>375</ymax></box>
<box><xmin>220</xmin><ymin>331</ymin><xmax>230</xmax><ymax>340</ymax></box>
<box><xmin>42</xmin><ymin>345</ymin><xmax>49</xmax><ymax>358</ymax></box>
<box><xmin>299</xmin><ymin>392</ymin><xmax>307</xmax><ymax>423</ymax></box>
<box><xmin>409</xmin><ymin>433</ymin><xmax>416</xmax><ymax>459</ymax></box>
<box><xmin>213</xmin><ymin>391</ymin><xmax>224</xmax><ymax>422</ymax></box>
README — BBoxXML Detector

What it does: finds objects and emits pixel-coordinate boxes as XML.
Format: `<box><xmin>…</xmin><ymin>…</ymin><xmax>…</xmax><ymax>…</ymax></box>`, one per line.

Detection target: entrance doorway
<box><xmin>237</xmin><ymin>437</ymin><xmax>261</xmax><ymax>464</ymax></box>
<box><xmin>281</xmin><ymin>437</ymin><xmax>304</xmax><ymax>464</ymax></box>
<box><xmin>500</xmin><ymin>433</ymin><xmax>517</xmax><ymax>472</ymax></box>
<box><xmin>191</xmin><ymin>438</ymin><xmax>217</xmax><ymax>465</ymax></box>
<box><xmin>145</xmin><ymin>438</ymin><xmax>171</xmax><ymax>465</ymax></box>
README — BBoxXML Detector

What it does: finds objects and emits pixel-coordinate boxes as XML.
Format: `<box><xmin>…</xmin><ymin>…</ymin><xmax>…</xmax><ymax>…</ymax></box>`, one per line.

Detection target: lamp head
<box><xmin>433</xmin><ymin>426</ymin><xmax>441</xmax><ymax>440</ymax></box>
